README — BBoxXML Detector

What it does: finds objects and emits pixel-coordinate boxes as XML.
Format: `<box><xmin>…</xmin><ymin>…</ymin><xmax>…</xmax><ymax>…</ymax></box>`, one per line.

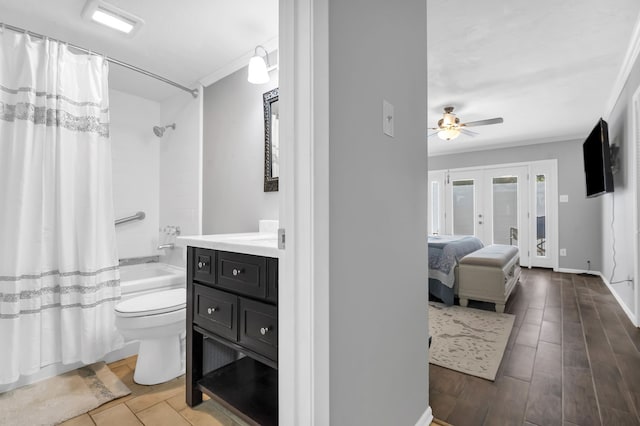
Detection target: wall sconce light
<box><xmin>248</xmin><ymin>45</ymin><xmax>271</xmax><ymax>84</ymax></box>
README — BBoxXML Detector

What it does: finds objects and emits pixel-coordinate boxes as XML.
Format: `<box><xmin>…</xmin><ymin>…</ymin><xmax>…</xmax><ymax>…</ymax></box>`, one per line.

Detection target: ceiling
<box><xmin>427</xmin><ymin>0</ymin><xmax>640</xmax><ymax>156</ymax></box>
<box><xmin>0</xmin><ymin>0</ymin><xmax>278</xmax><ymax>101</ymax></box>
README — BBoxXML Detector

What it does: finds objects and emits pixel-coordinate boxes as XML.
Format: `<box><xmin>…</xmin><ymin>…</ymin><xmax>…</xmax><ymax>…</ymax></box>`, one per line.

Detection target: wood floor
<box><xmin>430</xmin><ymin>268</ymin><xmax>640</xmax><ymax>426</ymax></box>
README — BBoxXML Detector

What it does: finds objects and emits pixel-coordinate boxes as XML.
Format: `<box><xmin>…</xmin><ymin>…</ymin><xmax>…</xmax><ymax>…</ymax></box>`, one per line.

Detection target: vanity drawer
<box><xmin>193</xmin><ymin>248</ymin><xmax>216</xmax><ymax>285</ymax></box>
<box><xmin>217</xmin><ymin>251</ymin><xmax>267</xmax><ymax>299</ymax></box>
<box><xmin>194</xmin><ymin>285</ymin><xmax>237</xmax><ymax>341</ymax></box>
<box><xmin>239</xmin><ymin>298</ymin><xmax>278</xmax><ymax>361</ymax></box>
<box><xmin>266</xmin><ymin>258</ymin><xmax>278</xmax><ymax>303</ymax></box>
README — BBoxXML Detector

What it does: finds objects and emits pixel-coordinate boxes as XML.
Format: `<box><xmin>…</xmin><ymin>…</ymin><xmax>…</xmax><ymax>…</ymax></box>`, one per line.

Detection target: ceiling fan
<box><xmin>429</xmin><ymin>106</ymin><xmax>503</xmax><ymax>141</ymax></box>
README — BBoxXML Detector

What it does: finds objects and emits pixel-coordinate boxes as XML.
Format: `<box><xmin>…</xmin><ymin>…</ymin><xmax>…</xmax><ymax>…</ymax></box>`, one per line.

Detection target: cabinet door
<box><xmin>193</xmin><ymin>248</ymin><xmax>216</xmax><ymax>285</ymax></box>
<box><xmin>239</xmin><ymin>297</ymin><xmax>278</xmax><ymax>361</ymax></box>
<box><xmin>217</xmin><ymin>251</ymin><xmax>267</xmax><ymax>298</ymax></box>
<box><xmin>193</xmin><ymin>285</ymin><xmax>238</xmax><ymax>341</ymax></box>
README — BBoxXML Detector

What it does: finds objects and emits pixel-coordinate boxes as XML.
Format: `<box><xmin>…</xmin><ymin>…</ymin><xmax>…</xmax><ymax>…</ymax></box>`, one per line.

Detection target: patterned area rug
<box><xmin>0</xmin><ymin>362</ymin><xmax>130</xmax><ymax>425</ymax></box>
<box><xmin>429</xmin><ymin>302</ymin><xmax>515</xmax><ymax>381</ymax></box>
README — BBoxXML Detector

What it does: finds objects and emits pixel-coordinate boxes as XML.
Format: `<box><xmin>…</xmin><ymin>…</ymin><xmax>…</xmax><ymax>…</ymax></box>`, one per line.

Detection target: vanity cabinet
<box><xmin>186</xmin><ymin>246</ymin><xmax>278</xmax><ymax>425</ymax></box>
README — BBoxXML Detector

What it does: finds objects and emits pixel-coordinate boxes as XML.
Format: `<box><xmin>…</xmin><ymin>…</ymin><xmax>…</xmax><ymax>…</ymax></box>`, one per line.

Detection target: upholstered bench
<box><xmin>458</xmin><ymin>244</ymin><xmax>521</xmax><ymax>313</ymax></box>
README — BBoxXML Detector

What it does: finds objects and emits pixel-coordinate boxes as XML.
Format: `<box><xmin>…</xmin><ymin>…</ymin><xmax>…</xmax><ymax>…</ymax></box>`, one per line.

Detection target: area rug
<box><xmin>0</xmin><ymin>362</ymin><xmax>130</xmax><ymax>425</ymax></box>
<box><xmin>429</xmin><ymin>302</ymin><xmax>515</xmax><ymax>381</ymax></box>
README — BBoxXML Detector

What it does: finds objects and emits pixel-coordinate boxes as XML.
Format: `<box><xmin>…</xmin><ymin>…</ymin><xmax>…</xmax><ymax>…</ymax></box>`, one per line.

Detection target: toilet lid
<box><xmin>116</xmin><ymin>288</ymin><xmax>186</xmax><ymax>317</ymax></box>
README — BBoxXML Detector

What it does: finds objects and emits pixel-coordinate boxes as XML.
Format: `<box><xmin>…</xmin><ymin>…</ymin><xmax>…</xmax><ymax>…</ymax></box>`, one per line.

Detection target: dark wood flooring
<box><xmin>429</xmin><ymin>268</ymin><xmax>640</xmax><ymax>426</ymax></box>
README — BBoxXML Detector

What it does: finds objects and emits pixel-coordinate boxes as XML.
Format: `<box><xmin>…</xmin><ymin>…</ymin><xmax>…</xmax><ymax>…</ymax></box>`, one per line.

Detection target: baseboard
<box><xmin>554</xmin><ymin>267</ymin><xmax>599</xmax><ymax>275</ymax></box>
<box><xmin>599</xmin><ymin>273</ymin><xmax>638</xmax><ymax>327</ymax></box>
<box><xmin>415</xmin><ymin>406</ymin><xmax>433</xmax><ymax>426</ymax></box>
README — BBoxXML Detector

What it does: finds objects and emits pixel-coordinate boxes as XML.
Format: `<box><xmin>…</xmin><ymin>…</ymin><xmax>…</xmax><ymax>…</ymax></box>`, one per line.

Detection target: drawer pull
<box><xmin>198</xmin><ymin>260</ymin><xmax>209</xmax><ymax>269</ymax></box>
<box><xmin>260</xmin><ymin>326</ymin><xmax>271</xmax><ymax>336</ymax></box>
<box><xmin>232</xmin><ymin>268</ymin><xmax>243</xmax><ymax>277</ymax></box>
<box><xmin>207</xmin><ymin>307</ymin><xmax>218</xmax><ymax>315</ymax></box>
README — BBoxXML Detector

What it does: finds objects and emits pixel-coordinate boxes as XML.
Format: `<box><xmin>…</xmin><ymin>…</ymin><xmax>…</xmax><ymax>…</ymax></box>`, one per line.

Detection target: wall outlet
<box><xmin>560</xmin><ymin>248</ymin><xmax>567</xmax><ymax>256</ymax></box>
<box><xmin>383</xmin><ymin>100</ymin><xmax>394</xmax><ymax>137</ymax></box>
<box><xmin>560</xmin><ymin>195</ymin><xmax>569</xmax><ymax>203</ymax></box>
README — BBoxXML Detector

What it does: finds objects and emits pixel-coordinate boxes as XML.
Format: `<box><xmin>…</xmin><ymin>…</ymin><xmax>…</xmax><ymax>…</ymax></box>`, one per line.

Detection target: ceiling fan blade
<box><xmin>460</xmin><ymin>117</ymin><xmax>503</xmax><ymax>127</ymax></box>
<box><xmin>460</xmin><ymin>128</ymin><xmax>478</xmax><ymax>136</ymax></box>
<box><xmin>427</xmin><ymin>131</ymin><xmax>440</xmax><ymax>138</ymax></box>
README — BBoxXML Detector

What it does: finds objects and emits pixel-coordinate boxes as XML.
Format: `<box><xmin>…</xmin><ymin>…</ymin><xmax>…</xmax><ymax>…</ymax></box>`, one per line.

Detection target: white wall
<box><xmin>602</xmin><ymin>42</ymin><xmax>640</xmax><ymax>321</ymax></box>
<box><xmin>159</xmin><ymin>88</ymin><xmax>203</xmax><ymax>267</ymax></box>
<box><xmin>327</xmin><ymin>0</ymin><xmax>429</xmax><ymax>424</ymax></box>
<box><xmin>110</xmin><ymin>89</ymin><xmax>161</xmax><ymax>260</ymax></box>
<box><xmin>202</xmin><ymin>63</ymin><xmax>279</xmax><ymax>234</ymax></box>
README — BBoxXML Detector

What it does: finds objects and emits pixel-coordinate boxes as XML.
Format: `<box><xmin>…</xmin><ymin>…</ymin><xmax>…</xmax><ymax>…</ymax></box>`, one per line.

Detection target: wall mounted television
<box><xmin>582</xmin><ymin>117</ymin><xmax>614</xmax><ymax>198</ymax></box>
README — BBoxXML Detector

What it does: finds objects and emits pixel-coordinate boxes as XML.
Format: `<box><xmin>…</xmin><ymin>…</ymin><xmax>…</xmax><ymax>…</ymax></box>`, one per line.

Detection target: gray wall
<box><xmin>328</xmin><ymin>0</ymin><xmax>429</xmax><ymax>424</ymax></box>
<box><xmin>202</xmin><ymin>64</ymin><xmax>279</xmax><ymax>234</ymax></box>
<box><xmin>429</xmin><ymin>139</ymin><xmax>603</xmax><ymax>271</ymax></box>
<box><xmin>602</xmin><ymin>48</ymin><xmax>640</xmax><ymax>314</ymax></box>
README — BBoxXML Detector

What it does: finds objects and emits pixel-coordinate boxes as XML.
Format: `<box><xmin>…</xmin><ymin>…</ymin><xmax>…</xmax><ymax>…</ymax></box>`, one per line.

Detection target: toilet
<box><xmin>115</xmin><ymin>288</ymin><xmax>186</xmax><ymax>385</ymax></box>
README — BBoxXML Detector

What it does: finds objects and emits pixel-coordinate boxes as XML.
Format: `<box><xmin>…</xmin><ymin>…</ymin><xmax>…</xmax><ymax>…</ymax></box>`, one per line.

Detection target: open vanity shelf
<box><xmin>185</xmin><ymin>244</ymin><xmax>278</xmax><ymax>426</ymax></box>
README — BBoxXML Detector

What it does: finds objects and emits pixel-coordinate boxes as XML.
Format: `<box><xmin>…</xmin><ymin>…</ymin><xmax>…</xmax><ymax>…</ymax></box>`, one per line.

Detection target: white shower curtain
<box><xmin>0</xmin><ymin>30</ymin><xmax>123</xmax><ymax>384</ymax></box>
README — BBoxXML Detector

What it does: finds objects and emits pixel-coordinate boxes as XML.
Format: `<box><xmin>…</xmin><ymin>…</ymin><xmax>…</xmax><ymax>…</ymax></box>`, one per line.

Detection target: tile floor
<box><xmin>59</xmin><ymin>355</ymin><xmax>447</xmax><ymax>426</ymax></box>
<box><xmin>429</xmin><ymin>269</ymin><xmax>640</xmax><ymax>426</ymax></box>
<box><xmin>60</xmin><ymin>356</ymin><xmax>249</xmax><ymax>426</ymax></box>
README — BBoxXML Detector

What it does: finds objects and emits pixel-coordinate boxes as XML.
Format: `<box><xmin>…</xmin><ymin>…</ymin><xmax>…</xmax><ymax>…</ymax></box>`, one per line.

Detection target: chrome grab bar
<box><xmin>115</xmin><ymin>211</ymin><xmax>146</xmax><ymax>226</ymax></box>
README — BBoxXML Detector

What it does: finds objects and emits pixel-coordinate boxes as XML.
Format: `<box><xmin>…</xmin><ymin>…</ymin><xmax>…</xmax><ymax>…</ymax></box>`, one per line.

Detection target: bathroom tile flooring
<box><xmin>60</xmin><ymin>356</ymin><xmax>249</xmax><ymax>426</ymax></box>
<box><xmin>61</xmin><ymin>356</ymin><xmax>449</xmax><ymax>425</ymax></box>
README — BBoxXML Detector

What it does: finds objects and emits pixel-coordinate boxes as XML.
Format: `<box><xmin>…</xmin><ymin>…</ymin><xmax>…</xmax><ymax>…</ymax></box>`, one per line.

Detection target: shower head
<box><xmin>153</xmin><ymin>123</ymin><xmax>176</xmax><ymax>137</ymax></box>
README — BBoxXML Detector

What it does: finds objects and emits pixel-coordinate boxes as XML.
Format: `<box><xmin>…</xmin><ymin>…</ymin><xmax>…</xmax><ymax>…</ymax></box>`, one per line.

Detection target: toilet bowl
<box><xmin>115</xmin><ymin>288</ymin><xmax>186</xmax><ymax>385</ymax></box>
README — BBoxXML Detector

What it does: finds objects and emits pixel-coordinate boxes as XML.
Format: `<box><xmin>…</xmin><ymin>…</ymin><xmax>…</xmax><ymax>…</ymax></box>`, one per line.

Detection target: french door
<box><xmin>429</xmin><ymin>160</ymin><xmax>557</xmax><ymax>269</ymax></box>
<box><xmin>445</xmin><ymin>167</ymin><xmax>529</xmax><ymax>265</ymax></box>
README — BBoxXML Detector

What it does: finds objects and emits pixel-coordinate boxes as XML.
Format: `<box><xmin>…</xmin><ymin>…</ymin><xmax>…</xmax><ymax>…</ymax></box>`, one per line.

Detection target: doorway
<box><xmin>429</xmin><ymin>160</ymin><xmax>558</xmax><ymax>268</ymax></box>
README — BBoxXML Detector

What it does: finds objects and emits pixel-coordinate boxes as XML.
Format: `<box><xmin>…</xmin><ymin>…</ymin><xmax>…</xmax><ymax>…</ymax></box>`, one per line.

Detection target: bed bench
<box><xmin>458</xmin><ymin>244</ymin><xmax>521</xmax><ymax>313</ymax></box>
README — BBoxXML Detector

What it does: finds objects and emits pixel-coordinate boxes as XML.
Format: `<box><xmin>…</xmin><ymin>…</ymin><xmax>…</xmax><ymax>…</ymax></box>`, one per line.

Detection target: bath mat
<box><xmin>429</xmin><ymin>302</ymin><xmax>515</xmax><ymax>381</ymax></box>
<box><xmin>0</xmin><ymin>362</ymin><xmax>130</xmax><ymax>425</ymax></box>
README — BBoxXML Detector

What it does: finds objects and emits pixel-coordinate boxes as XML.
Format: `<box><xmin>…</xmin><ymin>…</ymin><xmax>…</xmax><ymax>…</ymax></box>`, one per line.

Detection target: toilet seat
<box><xmin>116</xmin><ymin>288</ymin><xmax>186</xmax><ymax>318</ymax></box>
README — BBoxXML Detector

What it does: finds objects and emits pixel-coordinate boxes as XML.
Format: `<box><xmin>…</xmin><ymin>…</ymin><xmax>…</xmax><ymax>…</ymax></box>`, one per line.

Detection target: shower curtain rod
<box><xmin>1</xmin><ymin>22</ymin><xmax>199</xmax><ymax>98</ymax></box>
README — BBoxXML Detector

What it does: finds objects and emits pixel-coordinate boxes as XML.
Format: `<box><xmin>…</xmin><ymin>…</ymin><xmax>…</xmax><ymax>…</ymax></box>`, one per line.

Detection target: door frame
<box><xmin>430</xmin><ymin>159</ymin><xmax>558</xmax><ymax>270</ymax></box>
<box><xmin>279</xmin><ymin>0</ymin><xmax>330</xmax><ymax>424</ymax></box>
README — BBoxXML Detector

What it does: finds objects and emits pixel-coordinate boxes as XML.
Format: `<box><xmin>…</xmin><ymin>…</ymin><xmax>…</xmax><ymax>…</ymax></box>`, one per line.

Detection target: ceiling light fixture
<box><xmin>82</xmin><ymin>0</ymin><xmax>144</xmax><ymax>36</ymax></box>
<box><xmin>248</xmin><ymin>45</ymin><xmax>271</xmax><ymax>84</ymax></box>
<box><xmin>437</xmin><ymin>128</ymin><xmax>461</xmax><ymax>141</ymax></box>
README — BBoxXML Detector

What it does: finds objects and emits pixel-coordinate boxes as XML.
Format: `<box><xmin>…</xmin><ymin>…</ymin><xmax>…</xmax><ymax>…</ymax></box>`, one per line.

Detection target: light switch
<box><xmin>560</xmin><ymin>195</ymin><xmax>569</xmax><ymax>203</ymax></box>
<box><xmin>383</xmin><ymin>100</ymin><xmax>394</xmax><ymax>137</ymax></box>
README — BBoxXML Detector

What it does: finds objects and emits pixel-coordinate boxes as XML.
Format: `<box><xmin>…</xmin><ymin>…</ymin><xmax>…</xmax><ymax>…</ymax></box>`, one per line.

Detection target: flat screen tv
<box><xmin>583</xmin><ymin>118</ymin><xmax>614</xmax><ymax>198</ymax></box>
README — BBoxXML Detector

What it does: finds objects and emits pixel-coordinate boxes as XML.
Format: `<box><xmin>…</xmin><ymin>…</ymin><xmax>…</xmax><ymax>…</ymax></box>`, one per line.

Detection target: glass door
<box><xmin>529</xmin><ymin>161</ymin><xmax>556</xmax><ymax>268</ymax></box>
<box><xmin>483</xmin><ymin>166</ymin><xmax>529</xmax><ymax>266</ymax></box>
<box><xmin>428</xmin><ymin>171</ymin><xmax>446</xmax><ymax>235</ymax></box>
<box><xmin>446</xmin><ymin>171</ymin><xmax>484</xmax><ymax>237</ymax></box>
<box><xmin>435</xmin><ymin>159</ymin><xmax>557</xmax><ymax>270</ymax></box>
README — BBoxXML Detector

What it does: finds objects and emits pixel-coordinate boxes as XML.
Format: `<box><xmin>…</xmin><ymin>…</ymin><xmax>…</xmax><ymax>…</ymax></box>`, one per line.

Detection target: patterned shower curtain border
<box><xmin>1</xmin><ymin>279</ymin><xmax>120</xmax><ymax>301</ymax></box>
<box><xmin>0</xmin><ymin>84</ymin><xmax>109</xmax><ymax>110</ymax></box>
<box><xmin>0</xmin><ymin>265</ymin><xmax>119</xmax><ymax>282</ymax></box>
<box><xmin>0</xmin><ymin>296</ymin><xmax>122</xmax><ymax>319</ymax></box>
<box><xmin>0</xmin><ymin>102</ymin><xmax>109</xmax><ymax>137</ymax></box>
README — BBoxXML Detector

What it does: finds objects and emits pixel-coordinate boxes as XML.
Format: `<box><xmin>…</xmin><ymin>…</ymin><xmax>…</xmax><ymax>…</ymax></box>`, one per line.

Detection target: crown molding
<box><xmin>604</xmin><ymin>10</ymin><xmax>640</xmax><ymax>118</ymax></box>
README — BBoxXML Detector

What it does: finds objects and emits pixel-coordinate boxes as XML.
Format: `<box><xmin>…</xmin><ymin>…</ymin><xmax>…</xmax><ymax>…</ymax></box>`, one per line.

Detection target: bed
<box><xmin>428</xmin><ymin>235</ymin><xmax>484</xmax><ymax>305</ymax></box>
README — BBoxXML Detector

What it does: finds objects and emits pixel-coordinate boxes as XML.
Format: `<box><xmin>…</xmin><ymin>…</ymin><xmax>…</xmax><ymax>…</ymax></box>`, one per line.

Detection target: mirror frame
<box><xmin>263</xmin><ymin>87</ymin><xmax>279</xmax><ymax>192</ymax></box>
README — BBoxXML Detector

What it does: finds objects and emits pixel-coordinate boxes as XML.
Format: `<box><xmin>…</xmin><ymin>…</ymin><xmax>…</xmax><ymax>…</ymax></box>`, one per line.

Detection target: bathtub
<box><xmin>119</xmin><ymin>262</ymin><xmax>185</xmax><ymax>300</ymax></box>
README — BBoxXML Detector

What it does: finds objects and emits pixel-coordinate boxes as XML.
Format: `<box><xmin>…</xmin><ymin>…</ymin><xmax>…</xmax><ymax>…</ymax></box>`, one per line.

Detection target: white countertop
<box><xmin>177</xmin><ymin>232</ymin><xmax>280</xmax><ymax>258</ymax></box>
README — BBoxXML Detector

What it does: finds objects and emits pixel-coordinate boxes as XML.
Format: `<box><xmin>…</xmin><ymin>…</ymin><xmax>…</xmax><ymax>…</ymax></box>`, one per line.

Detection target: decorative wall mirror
<box><xmin>263</xmin><ymin>88</ymin><xmax>279</xmax><ymax>192</ymax></box>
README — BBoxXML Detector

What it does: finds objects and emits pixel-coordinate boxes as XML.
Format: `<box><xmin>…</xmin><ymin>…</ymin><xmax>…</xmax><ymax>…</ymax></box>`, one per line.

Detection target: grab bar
<box><xmin>115</xmin><ymin>211</ymin><xmax>146</xmax><ymax>226</ymax></box>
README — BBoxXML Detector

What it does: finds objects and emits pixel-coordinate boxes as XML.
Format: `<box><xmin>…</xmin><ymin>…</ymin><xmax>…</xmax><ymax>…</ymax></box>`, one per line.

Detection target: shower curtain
<box><xmin>0</xmin><ymin>30</ymin><xmax>123</xmax><ymax>384</ymax></box>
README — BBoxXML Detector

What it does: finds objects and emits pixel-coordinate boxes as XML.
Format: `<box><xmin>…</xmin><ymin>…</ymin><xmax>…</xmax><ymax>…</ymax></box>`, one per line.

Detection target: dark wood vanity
<box><xmin>186</xmin><ymin>245</ymin><xmax>278</xmax><ymax>425</ymax></box>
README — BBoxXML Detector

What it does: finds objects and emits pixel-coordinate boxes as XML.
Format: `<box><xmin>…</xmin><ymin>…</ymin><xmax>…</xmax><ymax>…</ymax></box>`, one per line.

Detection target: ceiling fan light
<box><xmin>438</xmin><ymin>128</ymin><xmax>460</xmax><ymax>141</ymax></box>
